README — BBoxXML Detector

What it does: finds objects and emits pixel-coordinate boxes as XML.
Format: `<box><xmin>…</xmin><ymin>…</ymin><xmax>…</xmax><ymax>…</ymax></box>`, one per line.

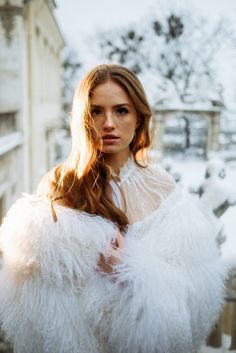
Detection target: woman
<box><xmin>0</xmin><ymin>64</ymin><xmax>228</xmax><ymax>353</ymax></box>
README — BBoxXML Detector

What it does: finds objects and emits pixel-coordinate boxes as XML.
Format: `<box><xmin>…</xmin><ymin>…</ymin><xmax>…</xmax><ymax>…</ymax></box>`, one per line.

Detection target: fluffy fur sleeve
<box><xmin>0</xmin><ymin>195</ymin><xmax>116</xmax><ymax>353</ymax></box>
<box><xmin>108</xmin><ymin>189</ymin><xmax>229</xmax><ymax>353</ymax></box>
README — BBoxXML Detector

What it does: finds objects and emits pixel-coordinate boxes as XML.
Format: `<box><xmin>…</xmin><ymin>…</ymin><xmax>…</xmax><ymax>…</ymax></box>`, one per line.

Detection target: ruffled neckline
<box><xmin>111</xmin><ymin>155</ymin><xmax>136</xmax><ymax>183</ymax></box>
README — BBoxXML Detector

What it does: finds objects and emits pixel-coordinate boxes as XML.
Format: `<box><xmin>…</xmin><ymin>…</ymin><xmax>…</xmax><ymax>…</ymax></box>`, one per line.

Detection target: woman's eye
<box><xmin>116</xmin><ymin>107</ymin><xmax>129</xmax><ymax>116</ymax></box>
<box><xmin>91</xmin><ymin>108</ymin><xmax>102</xmax><ymax>117</ymax></box>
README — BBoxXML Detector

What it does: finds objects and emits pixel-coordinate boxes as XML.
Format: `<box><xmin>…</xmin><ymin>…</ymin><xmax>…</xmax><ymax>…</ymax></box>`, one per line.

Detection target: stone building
<box><xmin>152</xmin><ymin>105</ymin><xmax>222</xmax><ymax>160</ymax></box>
<box><xmin>0</xmin><ymin>0</ymin><xmax>65</xmax><ymax>221</ymax></box>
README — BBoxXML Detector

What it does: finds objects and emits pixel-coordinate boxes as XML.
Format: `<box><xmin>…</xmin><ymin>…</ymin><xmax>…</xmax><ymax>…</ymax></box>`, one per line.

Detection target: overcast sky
<box><xmin>55</xmin><ymin>0</ymin><xmax>236</xmax><ymax>51</ymax></box>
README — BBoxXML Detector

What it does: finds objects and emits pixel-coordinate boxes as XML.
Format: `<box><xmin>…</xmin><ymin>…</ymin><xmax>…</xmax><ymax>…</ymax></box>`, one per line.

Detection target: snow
<box><xmin>162</xmin><ymin>157</ymin><xmax>236</xmax><ymax>261</ymax></box>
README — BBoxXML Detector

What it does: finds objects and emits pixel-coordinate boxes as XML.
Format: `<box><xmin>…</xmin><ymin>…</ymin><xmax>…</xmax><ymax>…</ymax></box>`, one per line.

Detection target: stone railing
<box><xmin>206</xmin><ymin>265</ymin><xmax>236</xmax><ymax>352</ymax></box>
<box><xmin>206</xmin><ymin>297</ymin><xmax>236</xmax><ymax>350</ymax></box>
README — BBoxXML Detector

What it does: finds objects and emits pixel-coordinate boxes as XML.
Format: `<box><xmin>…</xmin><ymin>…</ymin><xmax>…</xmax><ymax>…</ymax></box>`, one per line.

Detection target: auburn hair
<box><xmin>37</xmin><ymin>64</ymin><xmax>152</xmax><ymax>231</ymax></box>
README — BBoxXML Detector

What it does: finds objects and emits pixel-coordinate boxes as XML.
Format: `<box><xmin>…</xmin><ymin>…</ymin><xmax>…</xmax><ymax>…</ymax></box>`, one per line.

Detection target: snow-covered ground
<box><xmin>165</xmin><ymin>157</ymin><xmax>236</xmax><ymax>261</ymax></box>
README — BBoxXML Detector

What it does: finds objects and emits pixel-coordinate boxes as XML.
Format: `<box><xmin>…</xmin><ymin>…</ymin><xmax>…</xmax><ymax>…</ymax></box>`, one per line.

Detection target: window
<box><xmin>0</xmin><ymin>111</ymin><xmax>17</xmax><ymax>137</ymax></box>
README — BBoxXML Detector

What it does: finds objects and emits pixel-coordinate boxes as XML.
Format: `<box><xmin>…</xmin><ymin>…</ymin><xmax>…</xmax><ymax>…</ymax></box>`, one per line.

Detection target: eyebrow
<box><xmin>91</xmin><ymin>103</ymin><xmax>133</xmax><ymax>109</ymax></box>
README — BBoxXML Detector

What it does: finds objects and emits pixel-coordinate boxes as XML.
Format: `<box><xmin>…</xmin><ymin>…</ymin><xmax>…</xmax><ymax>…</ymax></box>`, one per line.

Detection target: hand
<box><xmin>98</xmin><ymin>230</ymin><xmax>124</xmax><ymax>274</ymax></box>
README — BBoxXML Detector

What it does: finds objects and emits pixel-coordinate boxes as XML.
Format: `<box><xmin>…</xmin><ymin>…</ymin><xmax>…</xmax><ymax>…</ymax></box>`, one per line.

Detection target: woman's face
<box><xmin>90</xmin><ymin>80</ymin><xmax>138</xmax><ymax>161</ymax></box>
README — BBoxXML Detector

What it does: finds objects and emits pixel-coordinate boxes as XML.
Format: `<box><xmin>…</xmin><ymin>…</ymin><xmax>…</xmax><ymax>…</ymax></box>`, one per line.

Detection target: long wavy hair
<box><xmin>38</xmin><ymin>64</ymin><xmax>152</xmax><ymax>231</ymax></box>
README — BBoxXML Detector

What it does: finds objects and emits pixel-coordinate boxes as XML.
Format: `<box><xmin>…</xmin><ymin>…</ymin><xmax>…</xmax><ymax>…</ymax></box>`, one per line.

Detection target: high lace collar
<box><xmin>111</xmin><ymin>155</ymin><xmax>136</xmax><ymax>183</ymax></box>
<box><xmin>109</xmin><ymin>155</ymin><xmax>177</xmax><ymax>224</ymax></box>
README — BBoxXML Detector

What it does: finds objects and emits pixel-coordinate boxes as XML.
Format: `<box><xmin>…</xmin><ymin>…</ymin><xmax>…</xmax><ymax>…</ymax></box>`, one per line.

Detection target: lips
<box><xmin>102</xmin><ymin>134</ymin><xmax>119</xmax><ymax>140</ymax></box>
<box><xmin>101</xmin><ymin>134</ymin><xmax>119</xmax><ymax>146</ymax></box>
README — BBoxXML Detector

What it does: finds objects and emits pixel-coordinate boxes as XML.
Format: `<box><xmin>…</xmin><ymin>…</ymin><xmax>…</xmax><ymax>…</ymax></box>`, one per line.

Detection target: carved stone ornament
<box><xmin>0</xmin><ymin>1</ymin><xmax>23</xmax><ymax>45</ymax></box>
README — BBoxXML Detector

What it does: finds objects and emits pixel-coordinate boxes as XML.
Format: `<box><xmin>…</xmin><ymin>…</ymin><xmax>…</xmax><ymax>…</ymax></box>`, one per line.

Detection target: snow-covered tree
<box><xmin>62</xmin><ymin>50</ymin><xmax>82</xmax><ymax>120</ymax></box>
<box><xmin>198</xmin><ymin>158</ymin><xmax>236</xmax><ymax>249</ymax></box>
<box><xmin>98</xmin><ymin>10</ymin><xmax>234</xmax><ymax>106</ymax></box>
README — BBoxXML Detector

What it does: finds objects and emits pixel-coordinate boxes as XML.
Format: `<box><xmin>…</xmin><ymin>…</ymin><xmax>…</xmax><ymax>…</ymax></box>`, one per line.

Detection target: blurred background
<box><xmin>0</xmin><ymin>0</ymin><xmax>236</xmax><ymax>351</ymax></box>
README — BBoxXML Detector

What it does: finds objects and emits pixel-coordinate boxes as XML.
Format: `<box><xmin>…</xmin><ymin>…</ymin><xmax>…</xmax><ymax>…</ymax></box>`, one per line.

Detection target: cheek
<box><xmin>121</xmin><ymin>120</ymin><xmax>137</xmax><ymax>140</ymax></box>
<box><xmin>93</xmin><ymin>119</ymin><xmax>100</xmax><ymax>130</ymax></box>
<box><xmin>93</xmin><ymin>120</ymin><xmax>103</xmax><ymax>137</ymax></box>
<box><xmin>125</xmin><ymin>117</ymin><xmax>137</xmax><ymax>132</ymax></box>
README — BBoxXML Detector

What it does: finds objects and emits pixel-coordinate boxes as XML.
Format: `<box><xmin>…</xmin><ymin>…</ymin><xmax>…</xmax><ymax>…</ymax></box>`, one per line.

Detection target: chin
<box><xmin>101</xmin><ymin>148</ymin><xmax>119</xmax><ymax>154</ymax></box>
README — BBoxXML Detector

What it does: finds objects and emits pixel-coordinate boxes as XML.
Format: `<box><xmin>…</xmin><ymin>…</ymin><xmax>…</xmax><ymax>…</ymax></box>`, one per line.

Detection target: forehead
<box><xmin>91</xmin><ymin>81</ymin><xmax>132</xmax><ymax>105</ymax></box>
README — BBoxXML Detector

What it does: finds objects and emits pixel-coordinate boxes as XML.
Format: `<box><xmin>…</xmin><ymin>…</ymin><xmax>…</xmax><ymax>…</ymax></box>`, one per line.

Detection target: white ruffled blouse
<box><xmin>110</xmin><ymin>156</ymin><xmax>176</xmax><ymax>224</ymax></box>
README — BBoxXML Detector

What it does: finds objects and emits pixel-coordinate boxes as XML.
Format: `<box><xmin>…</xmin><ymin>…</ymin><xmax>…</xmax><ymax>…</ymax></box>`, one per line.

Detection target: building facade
<box><xmin>0</xmin><ymin>0</ymin><xmax>65</xmax><ymax>221</ymax></box>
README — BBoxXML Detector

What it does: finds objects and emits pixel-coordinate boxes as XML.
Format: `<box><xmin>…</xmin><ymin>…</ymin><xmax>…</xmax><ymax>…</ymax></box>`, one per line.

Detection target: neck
<box><xmin>104</xmin><ymin>149</ymin><xmax>131</xmax><ymax>175</ymax></box>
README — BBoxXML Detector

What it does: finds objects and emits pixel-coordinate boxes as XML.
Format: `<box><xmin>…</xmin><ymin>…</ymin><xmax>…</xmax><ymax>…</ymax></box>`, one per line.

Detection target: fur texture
<box><xmin>0</xmin><ymin>195</ymin><xmax>116</xmax><ymax>353</ymax></box>
<box><xmin>108</xmin><ymin>189</ymin><xmax>228</xmax><ymax>353</ymax></box>
<box><xmin>0</xmin><ymin>190</ymin><xmax>228</xmax><ymax>353</ymax></box>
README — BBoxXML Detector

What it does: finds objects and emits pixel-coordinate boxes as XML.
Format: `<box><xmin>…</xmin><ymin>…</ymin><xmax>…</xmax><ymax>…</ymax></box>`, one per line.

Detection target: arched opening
<box><xmin>153</xmin><ymin>107</ymin><xmax>221</xmax><ymax>160</ymax></box>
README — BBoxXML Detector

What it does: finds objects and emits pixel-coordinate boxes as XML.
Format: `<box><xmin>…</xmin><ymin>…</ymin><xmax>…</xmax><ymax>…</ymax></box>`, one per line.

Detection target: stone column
<box><xmin>154</xmin><ymin>111</ymin><xmax>165</xmax><ymax>161</ymax></box>
<box><xmin>206</xmin><ymin>314</ymin><xmax>222</xmax><ymax>348</ymax></box>
<box><xmin>229</xmin><ymin>302</ymin><xmax>236</xmax><ymax>350</ymax></box>
<box><xmin>206</xmin><ymin>112</ymin><xmax>220</xmax><ymax>157</ymax></box>
<box><xmin>211</xmin><ymin>112</ymin><xmax>220</xmax><ymax>151</ymax></box>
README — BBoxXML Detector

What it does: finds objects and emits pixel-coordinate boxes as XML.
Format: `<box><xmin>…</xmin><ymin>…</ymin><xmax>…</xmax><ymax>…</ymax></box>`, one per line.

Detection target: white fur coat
<box><xmin>0</xmin><ymin>188</ymin><xmax>228</xmax><ymax>353</ymax></box>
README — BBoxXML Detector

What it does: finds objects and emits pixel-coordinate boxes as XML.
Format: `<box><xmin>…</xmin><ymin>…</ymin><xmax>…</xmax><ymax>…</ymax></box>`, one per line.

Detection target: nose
<box><xmin>103</xmin><ymin>111</ymin><xmax>115</xmax><ymax>130</ymax></box>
